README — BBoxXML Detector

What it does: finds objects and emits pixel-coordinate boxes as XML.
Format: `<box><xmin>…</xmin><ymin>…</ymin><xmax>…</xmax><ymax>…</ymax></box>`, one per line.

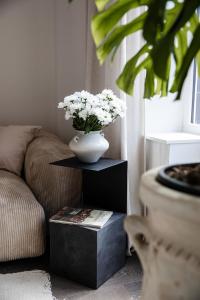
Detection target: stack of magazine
<box><xmin>50</xmin><ymin>207</ymin><xmax>113</xmax><ymax>229</ymax></box>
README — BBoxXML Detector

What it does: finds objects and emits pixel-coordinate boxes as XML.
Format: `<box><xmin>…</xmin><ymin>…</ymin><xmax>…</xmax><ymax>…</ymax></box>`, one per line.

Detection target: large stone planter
<box><xmin>125</xmin><ymin>167</ymin><xmax>200</xmax><ymax>300</ymax></box>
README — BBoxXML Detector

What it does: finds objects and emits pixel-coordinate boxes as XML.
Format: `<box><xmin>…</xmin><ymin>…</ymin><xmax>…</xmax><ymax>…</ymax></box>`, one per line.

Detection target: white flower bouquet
<box><xmin>58</xmin><ymin>89</ymin><xmax>126</xmax><ymax>134</ymax></box>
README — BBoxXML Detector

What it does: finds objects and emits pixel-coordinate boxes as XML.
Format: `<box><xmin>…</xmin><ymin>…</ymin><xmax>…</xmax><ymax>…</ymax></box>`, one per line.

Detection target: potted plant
<box><xmin>68</xmin><ymin>1</ymin><xmax>200</xmax><ymax>298</ymax></box>
<box><xmin>58</xmin><ymin>89</ymin><xmax>126</xmax><ymax>163</ymax></box>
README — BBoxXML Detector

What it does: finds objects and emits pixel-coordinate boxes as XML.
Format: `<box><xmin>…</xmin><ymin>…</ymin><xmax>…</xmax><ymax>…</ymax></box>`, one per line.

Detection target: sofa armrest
<box><xmin>24</xmin><ymin>130</ymin><xmax>81</xmax><ymax>218</ymax></box>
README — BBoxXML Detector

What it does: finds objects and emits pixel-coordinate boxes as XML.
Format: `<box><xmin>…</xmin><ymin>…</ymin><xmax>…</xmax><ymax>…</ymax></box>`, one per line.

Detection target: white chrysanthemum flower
<box><xmin>65</xmin><ymin>111</ymin><xmax>71</xmax><ymax>120</ymax></box>
<box><xmin>58</xmin><ymin>102</ymin><xmax>65</xmax><ymax>109</ymax></box>
<box><xmin>102</xmin><ymin>103</ymin><xmax>110</xmax><ymax>111</ymax></box>
<box><xmin>85</xmin><ymin>103</ymin><xmax>92</xmax><ymax>112</ymax></box>
<box><xmin>64</xmin><ymin>95</ymin><xmax>76</xmax><ymax>104</ymax></box>
<box><xmin>80</xmin><ymin>90</ymin><xmax>93</xmax><ymax>99</ymax></box>
<box><xmin>79</xmin><ymin>109</ymin><xmax>88</xmax><ymax>120</ymax></box>
<box><xmin>70</xmin><ymin>103</ymin><xmax>84</xmax><ymax>113</ymax></box>
<box><xmin>87</xmin><ymin>94</ymin><xmax>98</xmax><ymax>105</ymax></box>
<box><xmin>58</xmin><ymin>89</ymin><xmax>126</xmax><ymax>132</ymax></box>
<box><xmin>96</xmin><ymin>93</ymin><xmax>105</xmax><ymax>101</ymax></box>
<box><xmin>102</xmin><ymin>89</ymin><xmax>114</xmax><ymax>97</ymax></box>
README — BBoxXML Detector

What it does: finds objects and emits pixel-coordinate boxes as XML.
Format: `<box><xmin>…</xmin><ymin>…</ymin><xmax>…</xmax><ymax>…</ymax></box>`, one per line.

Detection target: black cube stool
<box><xmin>50</xmin><ymin>213</ymin><xmax>126</xmax><ymax>289</ymax></box>
<box><xmin>51</xmin><ymin>157</ymin><xmax>127</xmax><ymax>213</ymax></box>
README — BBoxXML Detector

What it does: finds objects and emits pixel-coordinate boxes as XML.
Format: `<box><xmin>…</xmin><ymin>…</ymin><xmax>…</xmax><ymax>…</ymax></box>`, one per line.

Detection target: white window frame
<box><xmin>182</xmin><ymin>62</ymin><xmax>200</xmax><ymax>134</ymax></box>
<box><xmin>191</xmin><ymin>67</ymin><xmax>198</xmax><ymax>124</ymax></box>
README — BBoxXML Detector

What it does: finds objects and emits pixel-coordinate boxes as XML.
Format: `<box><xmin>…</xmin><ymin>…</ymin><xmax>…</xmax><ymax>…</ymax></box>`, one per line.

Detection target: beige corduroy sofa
<box><xmin>0</xmin><ymin>128</ymin><xmax>81</xmax><ymax>262</ymax></box>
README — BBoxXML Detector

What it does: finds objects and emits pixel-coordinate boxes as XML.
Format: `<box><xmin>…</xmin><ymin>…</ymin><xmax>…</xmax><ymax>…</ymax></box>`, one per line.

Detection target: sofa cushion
<box><xmin>25</xmin><ymin>129</ymin><xmax>82</xmax><ymax>218</ymax></box>
<box><xmin>0</xmin><ymin>125</ymin><xmax>37</xmax><ymax>176</ymax></box>
<box><xmin>0</xmin><ymin>170</ymin><xmax>45</xmax><ymax>261</ymax></box>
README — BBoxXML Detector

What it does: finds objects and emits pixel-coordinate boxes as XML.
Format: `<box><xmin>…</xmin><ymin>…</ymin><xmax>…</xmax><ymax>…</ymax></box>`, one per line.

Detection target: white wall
<box><xmin>145</xmin><ymin>96</ymin><xmax>184</xmax><ymax>135</ymax></box>
<box><xmin>0</xmin><ymin>0</ymin><xmax>56</xmax><ymax>131</ymax></box>
<box><xmin>55</xmin><ymin>0</ymin><xmax>87</xmax><ymax>141</ymax></box>
<box><xmin>0</xmin><ymin>0</ymin><xmax>88</xmax><ymax>141</ymax></box>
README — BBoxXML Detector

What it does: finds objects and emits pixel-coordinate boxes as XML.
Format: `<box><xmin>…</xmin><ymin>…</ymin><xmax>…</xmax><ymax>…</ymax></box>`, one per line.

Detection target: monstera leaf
<box><xmin>70</xmin><ymin>0</ymin><xmax>200</xmax><ymax>99</ymax></box>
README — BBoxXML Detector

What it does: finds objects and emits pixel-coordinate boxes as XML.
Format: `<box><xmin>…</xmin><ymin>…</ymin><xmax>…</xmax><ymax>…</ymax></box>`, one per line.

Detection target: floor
<box><xmin>0</xmin><ymin>254</ymin><xmax>143</xmax><ymax>300</ymax></box>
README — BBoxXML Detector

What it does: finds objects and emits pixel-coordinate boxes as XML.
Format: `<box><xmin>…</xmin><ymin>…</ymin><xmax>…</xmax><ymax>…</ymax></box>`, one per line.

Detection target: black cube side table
<box><xmin>50</xmin><ymin>157</ymin><xmax>128</xmax><ymax>289</ymax></box>
<box><xmin>50</xmin><ymin>213</ymin><xmax>126</xmax><ymax>289</ymax></box>
<box><xmin>51</xmin><ymin>157</ymin><xmax>127</xmax><ymax>213</ymax></box>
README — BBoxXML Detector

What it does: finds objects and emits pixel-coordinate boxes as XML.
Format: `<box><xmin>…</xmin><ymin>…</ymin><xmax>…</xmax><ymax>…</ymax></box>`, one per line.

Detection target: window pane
<box><xmin>191</xmin><ymin>65</ymin><xmax>200</xmax><ymax>124</ymax></box>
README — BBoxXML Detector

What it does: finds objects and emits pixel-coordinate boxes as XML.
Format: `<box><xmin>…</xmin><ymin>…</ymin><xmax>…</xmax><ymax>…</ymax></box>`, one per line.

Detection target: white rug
<box><xmin>0</xmin><ymin>270</ymin><xmax>55</xmax><ymax>300</ymax></box>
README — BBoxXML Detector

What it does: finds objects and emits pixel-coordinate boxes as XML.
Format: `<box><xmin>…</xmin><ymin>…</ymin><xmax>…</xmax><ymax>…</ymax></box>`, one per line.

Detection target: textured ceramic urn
<box><xmin>69</xmin><ymin>131</ymin><xmax>109</xmax><ymax>163</ymax></box>
<box><xmin>125</xmin><ymin>167</ymin><xmax>200</xmax><ymax>300</ymax></box>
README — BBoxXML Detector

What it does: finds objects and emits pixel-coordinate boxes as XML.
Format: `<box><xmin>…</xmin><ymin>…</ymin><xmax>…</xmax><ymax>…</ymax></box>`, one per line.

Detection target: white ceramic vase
<box><xmin>69</xmin><ymin>131</ymin><xmax>109</xmax><ymax>163</ymax></box>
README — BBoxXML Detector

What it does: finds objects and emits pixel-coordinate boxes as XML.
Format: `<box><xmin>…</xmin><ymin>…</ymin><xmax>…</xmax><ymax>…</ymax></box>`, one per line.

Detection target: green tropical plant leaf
<box><xmin>70</xmin><ymin>0</ymin><xmax>200</xmax><ymax>99</ymax></box>
<box><xmin>196</xmin><ymin>51</ymin><xmax>200</xmax><ymax>77</ymax></box>
<box><xmin>143</xmin><ymin>0</ymin><xmax>167</xmax><ymax>44</ymax></box>
<box><xmin>170</xmin><ymin>0</ymin><xmax>199</xmax><ymax>33</ymax></box>
<box><xmin>152</xmin><ymin>0</ymin><xmax>200</xmax><ymax>80</ymax></box>
<box><xmin>189</xmin><ymin>12</ymin><xmax>199</xmax><ymax>33</ymax></box>
<box><xmin>144</xmin><ymin>66</ymin><xmax>155</xmax><ymax>98</ymax></box>
<box><xmin>173</xmin><ymin>28</ymin><xmax>188</xmax><ymax>70</ymax></box>
<box><xmin>157</xmin><ymin>73</ymin><xmax>169</xmax><ymax>97</ymax></box>
<box><xmin>91</xmin><ymin>0</ymin><xmax>149</xmax><ymax>46</ymax></box>
<box><xmin>171</xmin><ymin>24</ymin><xmax>200</xmax><ymax>99</ymax></box>
<box><xmin>116</xmin><ymin>44</ymin><xmax>150</xmax><ymax>95</ymax></box>
<box><xmin>97</xmin><ymin>11</ymin><xmax>147</xmax><ymax>64</ymax></box>
<box><xmin>95</xmin><ymin>0</ymin><xmax>111</xmax><ymax>11</ymax></box>
<box><xmin>151</xmin><ymin>35</ymin><xmax>173</xmax><ymax>80</ymax></box>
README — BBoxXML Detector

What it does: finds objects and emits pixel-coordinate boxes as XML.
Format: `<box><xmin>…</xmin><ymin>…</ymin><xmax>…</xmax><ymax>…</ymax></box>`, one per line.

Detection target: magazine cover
<box><xmin>50</xmin><ymin>207</ymin><xmax>113</xmax><ymax>229</ymax></box>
